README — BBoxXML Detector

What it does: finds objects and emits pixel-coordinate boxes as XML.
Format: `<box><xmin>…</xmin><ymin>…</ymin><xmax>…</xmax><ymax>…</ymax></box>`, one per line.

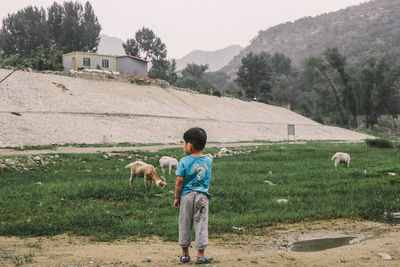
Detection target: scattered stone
<box><xmin>32</xmin><ymin>156</ymin><xmax>42</xmax><ymax>161</ymax></box>
<box><xmin>383</xmin><ymin>212</ymin><xmax>400</xmax><ymax>219</ymax></box>
<box><xmin>264</xmin><ymin>180</ymin><xmax>276</xmax><ymax>186</ymax></box>
<box><xmin>35</xmin><ymin>182</ymin><xmax>42</xmax><ymax>185</ymax></box>
<box><xmin>0</xmin><ymin>163</ymin><xmax>8</xmax><ymax>171</ymax></box>
<box><xmin>142</xmin><ymin>256</ymin><xmax>152</xmax><ymax>262</ymax></box>
<box><xmin>388</xmin><ymin>172</ymin><xmax>397</xmax><ymax>176</ymax></box>
<box><xmin>103</xmin><ymin>154</ymin><xmax>109</xmax><ymax>160</ymax></box>
<box><xmin>232</xmin><ymin>226</ymin><xmax>245</xmax><ymax>231</ymax></box>
<box><xmin>19</xmin><ymin>145</ymin><xmax>24</xmax><ymax>151</ymax></box>
<box><xmin>155</xmin><ymin>191</ymin><xmax>174</xmax><ymax>197</ymax></box>
<box><xmin>220</xmin><ymin>147</ymin><xmax>228</xmax><ymax>153</ymax></box>
<box><xmin>378</xmin><ymin>253</ymin><xmax>392</xmax><ymax>260</ymax></box>
<box><xmin>277</xmin><ymin>199</ymin><xmax>288</xmax><ymax>204</ymax></box>
<box><xmin>127</xmin><ymin>156</ymin><xmax>132</xmax><ymax>160</ymax></box>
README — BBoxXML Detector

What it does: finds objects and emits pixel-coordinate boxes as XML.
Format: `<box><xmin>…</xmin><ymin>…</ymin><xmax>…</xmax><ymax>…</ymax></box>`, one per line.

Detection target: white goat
<box><xmin>331</xmin><ymin>152</ymin><xmax>351</xmax><ymax>168</ymax></box>
<box><xmin>125</xmin><ymin>161</ymin><xmax>166</xmax><ymax>187</ymax></box>
<box><xmin>159</xmin><ymin>156</ymin><xmax>178</xmax><ymax>175</ymax></box>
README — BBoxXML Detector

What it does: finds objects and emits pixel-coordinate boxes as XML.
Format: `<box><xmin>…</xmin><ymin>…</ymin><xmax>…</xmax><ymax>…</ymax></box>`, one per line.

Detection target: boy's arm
<box><xmin>174</xmin><ymin>176</ymin><xmax>184</xmax><ymax>208</ymax></box>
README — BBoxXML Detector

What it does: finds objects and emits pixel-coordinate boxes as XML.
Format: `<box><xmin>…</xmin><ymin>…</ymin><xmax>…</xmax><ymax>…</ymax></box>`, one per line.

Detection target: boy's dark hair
<box><xmin>183</xmin><ymin>127</ymin><xmax>207</xmax><ymax>151</ymax></box>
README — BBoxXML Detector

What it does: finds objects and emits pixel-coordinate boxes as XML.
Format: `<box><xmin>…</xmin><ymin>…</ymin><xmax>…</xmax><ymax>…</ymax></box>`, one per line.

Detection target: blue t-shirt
<box><xmin>176</xmin><ymin>155</ymin><xmax>212</xmax><ymax>199</ymax></box>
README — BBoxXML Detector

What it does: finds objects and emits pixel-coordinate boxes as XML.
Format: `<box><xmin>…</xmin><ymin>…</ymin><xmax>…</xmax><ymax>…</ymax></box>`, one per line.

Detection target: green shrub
<box><xmin>213</xmin><ymin>90</ymin><xmax>222</xmax><ymax>97</ymax></box>
<box><xmin>365</xmin><ymin>138</ymin><xmax>394</xmax><ymax>148</ymax></box>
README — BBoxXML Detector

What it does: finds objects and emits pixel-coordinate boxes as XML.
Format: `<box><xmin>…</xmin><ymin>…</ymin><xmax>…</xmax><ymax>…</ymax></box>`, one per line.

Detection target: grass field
<box><xmin>0</xmin><ymin>142</ymin><xmax>399</xmax><ymax>242</ymax></box>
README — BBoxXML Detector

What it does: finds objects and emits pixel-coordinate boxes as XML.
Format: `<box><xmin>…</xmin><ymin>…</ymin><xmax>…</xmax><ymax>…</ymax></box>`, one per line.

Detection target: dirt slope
<box><xmin>0</xmin><ymin>69</ymin><xmax>371</xmax><ymax>147</ymax></box>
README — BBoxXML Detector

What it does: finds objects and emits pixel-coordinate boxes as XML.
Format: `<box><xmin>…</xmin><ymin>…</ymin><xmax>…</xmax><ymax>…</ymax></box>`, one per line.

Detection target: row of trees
<box><xmin>0</xmin><ymin>1</ymin><xmax>101</xmax><ymax>70</ymax></box>
<box><xmin>231</xmin><ymin>47</ymin><xmax>400</xmax><ymax>129</ymax></box>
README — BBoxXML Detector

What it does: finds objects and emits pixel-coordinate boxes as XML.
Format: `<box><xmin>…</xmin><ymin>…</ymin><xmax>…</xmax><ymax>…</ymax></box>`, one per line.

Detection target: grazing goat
<box><xmin>331</xmin><ymin>152</ymin><xmax>351</xmax><ymax>168</ymax></box>
<box><xmin>125</xmin><ymin>161</ymin><xmax>166</xmax><ymax>187</ymax></box>
<box><xmin>159</xmin><ymin>156</ymin><xmax>178</xmax><ymax>175</ymax></box>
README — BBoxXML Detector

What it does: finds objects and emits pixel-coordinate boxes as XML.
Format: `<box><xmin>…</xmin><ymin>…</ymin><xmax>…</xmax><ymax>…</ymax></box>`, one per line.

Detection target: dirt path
<box><xmin>0</xmin><ymin>219</ymin><xmax>399</xmax><ymax>266</ymax></box>
<box><xmin>0</xmin><ymin>142</ymin><xmax>274</xmax><ymax>156</ymax></box>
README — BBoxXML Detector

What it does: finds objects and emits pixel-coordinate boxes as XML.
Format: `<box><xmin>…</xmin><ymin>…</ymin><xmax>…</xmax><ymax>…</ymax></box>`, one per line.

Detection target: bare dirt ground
<box><xmin>0</xmin><ymin>219</ymin><xmax>399</xmax><ymax>266</ymax></box>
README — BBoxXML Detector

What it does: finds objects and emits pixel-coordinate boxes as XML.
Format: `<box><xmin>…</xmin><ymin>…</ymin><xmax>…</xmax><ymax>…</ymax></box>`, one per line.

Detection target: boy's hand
<box><xmin>174</xmin><ymin>198</ymin><xmax>180</xmax><ymax>209</ymax></box>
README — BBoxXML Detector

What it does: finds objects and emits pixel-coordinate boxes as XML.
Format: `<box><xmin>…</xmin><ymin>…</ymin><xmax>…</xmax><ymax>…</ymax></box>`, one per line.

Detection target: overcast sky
<box><xmin>1</xmin><ymin>0</ymin><xmax>370</xmax><ymax>59</ymax></box>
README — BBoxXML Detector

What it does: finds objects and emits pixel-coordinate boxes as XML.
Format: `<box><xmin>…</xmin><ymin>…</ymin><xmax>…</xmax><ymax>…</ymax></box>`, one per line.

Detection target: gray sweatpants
<box><xmin>179</xmin><ymin>191</ymin><xmax>209</xmax><ymax>250</ymax></box>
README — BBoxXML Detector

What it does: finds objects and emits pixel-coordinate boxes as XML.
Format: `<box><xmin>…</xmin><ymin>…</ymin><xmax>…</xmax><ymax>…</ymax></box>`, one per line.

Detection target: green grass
<box><xmin>0</xmin><ymin>142</ymin><xmax>399</xmax><ymax>242</ymax></box>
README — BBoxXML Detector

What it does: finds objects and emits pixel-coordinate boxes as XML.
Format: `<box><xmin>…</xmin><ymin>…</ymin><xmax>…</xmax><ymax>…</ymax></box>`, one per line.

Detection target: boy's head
<box><xmin>183</xmin><ymin>127</ymin><xmax>207</xmax><ymax>154</ymax></box>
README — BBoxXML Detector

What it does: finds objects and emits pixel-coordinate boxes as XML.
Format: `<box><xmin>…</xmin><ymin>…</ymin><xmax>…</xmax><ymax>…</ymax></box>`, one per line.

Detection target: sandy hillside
<box><xmin>0</xmin><ymin>69</ymin><xmax>371</xmax><ymax>147</ymax></box>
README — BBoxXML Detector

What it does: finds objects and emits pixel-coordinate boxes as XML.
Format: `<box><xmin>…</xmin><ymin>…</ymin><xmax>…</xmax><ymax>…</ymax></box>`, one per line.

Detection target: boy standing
<box><xmin>174</xmin><ymin>127</ymin><xmax>212</xmax><ymax>264</ymax></box>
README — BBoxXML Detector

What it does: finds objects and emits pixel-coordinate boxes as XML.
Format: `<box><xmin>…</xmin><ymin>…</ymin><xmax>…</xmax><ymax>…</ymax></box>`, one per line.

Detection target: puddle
<box><xmin>289</xmin><ymin>236</ymin><xmax>357</xmax><ymax>252</ymax></box>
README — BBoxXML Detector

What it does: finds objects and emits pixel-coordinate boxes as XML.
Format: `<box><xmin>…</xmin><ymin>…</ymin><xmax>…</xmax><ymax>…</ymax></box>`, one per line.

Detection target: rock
<box><xmin>142</xmin><ymin>256</ymin><xmax>152</xmax><ymax>262</ymax></box>
<box><xmin>19</xmin><ymin>145</ymin><xmax>24</xmax><ymax>151</ymax></box>
<box><xmin>103</xmin><ymin>154</ymin><xmax>109</xmax><ymax>159</ymax></box>
<box><xmin>232</xmin><ymin>226</ymin><xmax>245</xmax><ymax>231</ymax></box>
<box><xmin>127</xmin><ymin>156</ymin><xmax>132</xmax><ymax>160</ymax></box>
<box><xmin>377</xmin><ymin>253</ymin><xmax>392</xmax><ymax>260</ymax></box>
<box><xmin>33</xmin><ymin>156</ymin><xmax>42</xmax><ymax>161</ymax></box>
<box><xmin>277</xmin><ymin>199</ymin><xmax>288</xmax><ymax>204</ymax></box>
<box><xmin>0</xmin><ymin>163</ymin><xmax>8</xmax><ymax>171</ymax></box>
<box><xmin>383</xmin><ymin>212</ymin><xmax>400</xmax><ymax>219</ymax></box>
<box><xmin>264</xmin><ymin>180</ymin><xmax>276</xmax><ymax>186</ymax></box>
<box><xmin>388</xmin><ymin>172</ymin><xmax>396</xmax><ymax>176</ymax></box>
<box><xmin>220</xmin><ymin>147</ymin><xmax>228</xmax><ymax>153</ymax></box>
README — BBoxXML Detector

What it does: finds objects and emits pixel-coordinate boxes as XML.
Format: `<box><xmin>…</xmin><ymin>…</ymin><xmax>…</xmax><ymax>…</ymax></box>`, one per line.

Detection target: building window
<box><xmin>83</xmin><ymin>57</ymin><xmax>90</xmax><ymax>67</ymax></box>
<box><xmin>102</xmin><ymin>59</ymin><xmax>109</xmax><ymax>68</ymax></box>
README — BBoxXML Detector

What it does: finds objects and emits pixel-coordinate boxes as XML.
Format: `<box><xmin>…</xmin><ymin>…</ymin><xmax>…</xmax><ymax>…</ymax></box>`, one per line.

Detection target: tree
<box><xmin>56</xmin><ymin>1</ymin><xmax>101</xmax><ymax>53</ymax></box>
<box><xmin>304</xmin><ymin>50</ymin><xmax>350</xmax><ymax>126</ymax></box>
<box><xmin>81</xmin><ymin>1</ymin><xmax>101</xmax><ymax>52</ymax></box>
<box><xmin>175</xmin><ymin>63</ymin><xmax>210</xmax><ymax>92</ymax></box>
<box><xmin>123</xmin><ymin>27</ymin><xmax>167</xmax><ymax>61</ymax></box>
<box><xmin>235</xmin><ymin>52</ymin><xmax>272</xmax><ymax>102</ymax></box>
<box><xmin>358</xmin><ymin>56</ymin><xmax>400</xmax><ymax>129</ymax></box>
<box><xmin>47</xmin><ymin>2</ymin><xmax>63</xmax><ymax>48</ymax></box>
<box><xmin>148</xmin><ymin>59</ymin><xmax>178</xmax><ymax>84</ymax></box>
<box><xmin>324</xmin><ymin>47</ymin><xmax>358</xmax><ymax>126</ymax></box>
<box><xmin>122</xmin><ymin>38</ymin><xmax>139</xmax><ymax>57</ymax></box>
<box><xmin>0</xmin><ymin>6</ymin><xmax>49</xmax><ymax>58</ymax></box>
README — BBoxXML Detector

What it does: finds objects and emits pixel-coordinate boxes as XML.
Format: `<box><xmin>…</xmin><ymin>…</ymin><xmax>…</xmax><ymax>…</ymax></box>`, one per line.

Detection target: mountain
<box><xmin>97</xmin><ymin>34</ymin><xmax>125</xmax><ymax>56</ymax></box>
<box><xmin>221</xmin><ymin>0</ymin><xmax>400</xmax><ymax>77</ymax></box>
<box><xmin>175</xmin><ymin>45</ymin><xmax>242</xmax><ymax>72</ymax></box>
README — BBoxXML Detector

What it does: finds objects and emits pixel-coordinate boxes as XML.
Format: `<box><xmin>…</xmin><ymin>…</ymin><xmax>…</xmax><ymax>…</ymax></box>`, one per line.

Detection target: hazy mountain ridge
<box><xmin>221</xmin><ymin>0</ymin><xmax>400</xmax><ymax>77</ymax></box>
<box><xmin>97</xmin><ymin>34</ymin><xmax>125</xmax><ymax>56</ymax></box>
<box><xmin>175</xmin><ymin>45</ymin><xmax>242</xmax><ymax>71</ymax></box>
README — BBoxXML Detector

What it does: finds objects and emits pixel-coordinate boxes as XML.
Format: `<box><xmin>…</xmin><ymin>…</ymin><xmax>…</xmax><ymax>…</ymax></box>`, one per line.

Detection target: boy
<box><xmin>174</xmin><ymin>127</ymin><xmax>212</xmax><ymax>264</ymax></box>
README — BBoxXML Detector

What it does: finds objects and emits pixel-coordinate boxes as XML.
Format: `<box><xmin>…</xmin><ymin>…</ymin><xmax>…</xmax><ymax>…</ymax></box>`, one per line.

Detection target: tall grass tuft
<box><xmin>365</xmin><ymin>138</ymin><xmax>394</xmax><ymax>148</ymax></box>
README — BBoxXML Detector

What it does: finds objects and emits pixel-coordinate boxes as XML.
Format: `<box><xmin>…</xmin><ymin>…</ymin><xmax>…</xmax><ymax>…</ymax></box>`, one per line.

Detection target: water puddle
<box><xmin>289</xmin><ymin>236</ymin><xmax>357</xmax><ymax>252</ymax></box>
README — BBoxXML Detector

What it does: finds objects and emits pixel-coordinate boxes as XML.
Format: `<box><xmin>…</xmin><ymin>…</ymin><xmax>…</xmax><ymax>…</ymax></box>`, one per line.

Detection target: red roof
<box><xmin>116</xmin><ymin>55</ymin><xmax>149</xmax><ymax>63</ymax></box>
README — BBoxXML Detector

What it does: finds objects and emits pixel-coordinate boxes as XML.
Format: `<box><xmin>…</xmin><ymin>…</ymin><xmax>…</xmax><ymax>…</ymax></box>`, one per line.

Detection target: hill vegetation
<box><xmin>221</xmin><ymin>0</ymin><xmax>400</xmax><ymax>76</ymax></box>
